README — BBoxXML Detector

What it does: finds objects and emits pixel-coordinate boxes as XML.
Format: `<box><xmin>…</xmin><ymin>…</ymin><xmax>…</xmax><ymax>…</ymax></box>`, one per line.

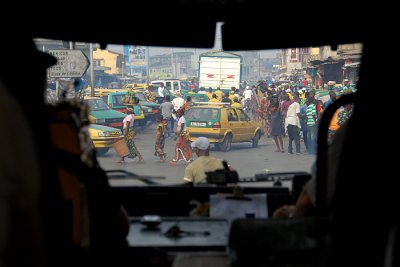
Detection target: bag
<box><xmin>229</xmin><ymin>216</ymin><xmax>332</xmax><ymax>267</ymax></box>
<box><xmin>113</xmin><ymin>139</ymin><xmax>129</xmax><ymax>157</ymax></box>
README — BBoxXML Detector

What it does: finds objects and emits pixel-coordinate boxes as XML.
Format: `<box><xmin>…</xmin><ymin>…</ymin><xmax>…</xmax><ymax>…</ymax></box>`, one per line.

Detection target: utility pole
<box><xmin>257</xmin><ymin>50</ymin><xmax>261</xmax><ymax>80</ymax></box>
<box><xmin>122</xmin><ymin>46</ymin><xmax>125</xmax><ymax>78</ymax></box>
<box><xmin>146</xmin><ymin>46</ymin><xmax>150</xmax><ymax>84</ymax></box>
<box><xmin>90</xmin><ymin>43</ymin><xmax>94</xmax><ymax>97</ymax></box>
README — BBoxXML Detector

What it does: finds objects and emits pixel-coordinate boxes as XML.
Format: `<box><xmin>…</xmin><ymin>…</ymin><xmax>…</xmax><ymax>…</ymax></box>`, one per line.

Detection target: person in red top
<box><xmin>303</xmin><ymin>78</ymin><xmax>308</xmax><ymax>87</ymax></box>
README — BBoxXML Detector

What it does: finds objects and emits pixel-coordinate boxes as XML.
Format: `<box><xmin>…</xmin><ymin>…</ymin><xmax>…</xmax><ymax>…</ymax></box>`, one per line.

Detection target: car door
<box><xmin>236</xmin><ymin>108</ymin><xmax>256</xmax><ymax>141</ymax></box>
<box><xmin>226</xmin><ymin>108</ymin><xmax>242</xmax><ymax>142</ymax></box>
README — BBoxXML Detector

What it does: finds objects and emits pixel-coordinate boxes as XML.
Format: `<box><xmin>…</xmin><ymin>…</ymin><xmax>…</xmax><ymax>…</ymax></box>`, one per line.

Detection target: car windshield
<box><xmin>112</xmin><ymin>95</ymin><xmax>125</xmax><ymax>105</ymax></box>
<box><xmin>186</xmin><ymin>108</ymin><xmax>219</xmax><ymax>121</ymax></box>
<box><xmin>37</xmin><ymin>28</ymin><xmax>361</xmax><ymax>186</ymax></box>
<box><xmin>133</xmin><ymin>92</ymin><xmax>147</xmax><ymax>101</ymax></box>
<box><xmin>86</xmin><ymin>99</ymin><xmax>111</xmax><ymax>111</ymax></box>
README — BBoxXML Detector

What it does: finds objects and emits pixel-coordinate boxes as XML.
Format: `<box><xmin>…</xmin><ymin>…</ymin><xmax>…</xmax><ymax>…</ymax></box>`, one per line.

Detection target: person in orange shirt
<box><xmin>328</xmin><ymin>109</ymin><xmax>340</xmax><ymax>144</ymax></box>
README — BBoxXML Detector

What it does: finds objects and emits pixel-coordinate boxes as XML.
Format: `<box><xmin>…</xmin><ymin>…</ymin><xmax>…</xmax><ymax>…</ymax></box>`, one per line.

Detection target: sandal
<box><xmin>274</xmin><ymin>149</ymin><xmax>281</xmax><ymax>152</ymax></box>
<box><xmin>168</xmin><ymin>161</ymin><xmax>177</xmax><ymax>166</ymax></box>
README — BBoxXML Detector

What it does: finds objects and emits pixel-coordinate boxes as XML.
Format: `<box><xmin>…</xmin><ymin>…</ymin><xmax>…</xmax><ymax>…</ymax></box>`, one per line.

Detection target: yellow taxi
<box><xmin>185</xmin><ymin>103</ymin><xmax>263</xmax><ymax>151</ymax></box>
<box><xmin>88</xmin><ymin>124</ymin><xmax>123</xmax><ymax>156</ymax></box>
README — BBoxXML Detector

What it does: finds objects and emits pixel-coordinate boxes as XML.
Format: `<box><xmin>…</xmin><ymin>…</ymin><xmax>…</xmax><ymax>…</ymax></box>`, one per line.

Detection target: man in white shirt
<box><xmin>183</xmin><ymin>137</ymin><xmax>225</xmax><ymax>184</ymax></box>
<box><xmin>242</xmin><ymin>86</ymin><xmax>253</xmax><ymax>111</ymax></box>
<box><xmin>158</xmin><ymin>82</ymin><xmax>166</xmax><ymax>97</ymax></box>
<box><xmin>285</xmin><ymin>95</ymin><xmax>302</xmax><ymax>154</ymax></box>
<box><xmin>243</xmin><ymin>85</ymin><xmax>253</xmax><ymax>100</ymax></box>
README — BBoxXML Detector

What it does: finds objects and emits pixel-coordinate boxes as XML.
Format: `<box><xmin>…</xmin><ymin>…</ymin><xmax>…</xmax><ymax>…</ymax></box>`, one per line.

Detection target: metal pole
<box><xmin>146</xmin><ymin>46</ymin><xmax>150</xmax><ymax>84</ymax></box>
<box><xmin>257</xmin><ymin>50</ymin><xmax>261</xmax><ymax>80</ymax></box>
<box><xmin>122</xmin><ymin>45</ymin><xmax>125</xmax><ymax>78</ymax></box>
<box><xmin>90</xmin><ymin>43</ymin><xmax>95</xmax><ymax>97</ymax></box>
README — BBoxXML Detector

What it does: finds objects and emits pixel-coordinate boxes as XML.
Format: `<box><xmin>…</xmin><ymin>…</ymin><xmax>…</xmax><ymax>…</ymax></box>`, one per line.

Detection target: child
<box><xmin>154</xmin><ymin>116</ymin><xmax>167</xmax><ymax>162</ymax></box>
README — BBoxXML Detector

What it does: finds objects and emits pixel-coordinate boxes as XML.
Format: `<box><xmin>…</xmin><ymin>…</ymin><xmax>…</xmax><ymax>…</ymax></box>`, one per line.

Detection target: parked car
<box><xmin>185</xmin><ymin>103</ymin><xmax>263</xmax><ymax>151</ymax></box>
<box><xmin>88</xmin><ymin>124</ymin><xmax>123</xmax><ymax>156</ymax></box>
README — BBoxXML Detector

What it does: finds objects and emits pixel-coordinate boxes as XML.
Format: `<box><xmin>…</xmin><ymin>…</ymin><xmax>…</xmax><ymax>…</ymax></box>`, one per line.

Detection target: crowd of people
<box><xmin>118</xmin><ymin>79</ymin><xmax>354</xmax><ymax>184</ymax></box>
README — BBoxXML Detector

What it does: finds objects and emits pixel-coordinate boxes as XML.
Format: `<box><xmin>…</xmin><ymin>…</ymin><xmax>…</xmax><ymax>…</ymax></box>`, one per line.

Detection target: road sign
<box><xmin>48</xmin><ymin>50</ymin><xmax>89</xmax><ymax>78</ymax></box>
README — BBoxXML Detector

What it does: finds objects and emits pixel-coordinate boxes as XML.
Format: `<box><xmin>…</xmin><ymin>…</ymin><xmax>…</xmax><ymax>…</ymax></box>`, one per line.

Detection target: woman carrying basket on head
<box><xmin>118</xmin><ymin>107</ymin><xmax>144</xmax><ymax>163</ymax></box>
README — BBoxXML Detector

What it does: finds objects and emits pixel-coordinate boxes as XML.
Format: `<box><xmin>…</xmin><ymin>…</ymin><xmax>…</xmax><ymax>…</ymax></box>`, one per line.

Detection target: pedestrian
<box><xmin>183</xmin><ymin>95</ymin><xmax>193</xmax><ymax>111</ymax></box>
<box><xmin>159</xmin><ymin>95</ymin><xmax>174</xmax><ymax>136</ymax></box>
<box><xmin>285</xmin><ymin>95</ymin><xmax>302</xmax><ymax>154</ymax></box>
<box><xmin>259</xmin><ymin>92</ymin><xmax>271</xmax><ymax>137</ymax></box>
<box><xmin>154</xmin><ymin>115</ymin><xmax>167</xmax><ymax>162</ymax></box>
<box><xmin>305</xmin><ymin>95</ymin><xmax>318</xmax><ymax>155</ymax></box>
<box><xmin>269</xmin><ymin>94</ymin><xmax>284</xmax><ymax>152</ymax></box>
<box><xmin>222</xmin><ymin>92</ymin><xmax>232</xmax><ymax>104</ymax></box>
<box><xmin>157</xmin><ymin>82</ymin><xmax>166</xmax><ymax>98</ymax></box>
<box><xmin>145</xmin><ymin>85</ymin><xmax>156</xmax><ymax>103</ymax></box>
<box><xmin>169</xmin><ymin>108</ymin><xmax>193</xmax><ymax>165</ymax></box>
<box><xmin>206</xmin><ymin>87</ymin><xmax>213</xmax><ymax>101</ymax></box>
<box><xmin>183</xmin><ymin>137</ymin><xmax>225</xmax><ymax>184</ymax></box>
<box><xmin>118</xmin><ymin>107</ymin><xmax>144</xmax><ymax>163</ymax></box>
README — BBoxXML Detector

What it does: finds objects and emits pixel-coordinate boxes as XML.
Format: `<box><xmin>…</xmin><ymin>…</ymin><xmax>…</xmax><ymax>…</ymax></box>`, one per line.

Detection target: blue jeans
<box><xmin>307</xmin><ymin>125</ymin><xmax>318</xmax><ymax>154</ymax></box>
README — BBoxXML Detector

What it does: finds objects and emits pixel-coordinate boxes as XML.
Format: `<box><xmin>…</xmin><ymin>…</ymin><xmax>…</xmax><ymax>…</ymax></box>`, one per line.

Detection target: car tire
<box><xmin>96</xmin><ymin>148</ymin><xmax>109</xmax><ymax>156</ymax></box>
<box><xmin>220</xmin><ymin>134</ymin><xmax>232</xmax><ymax>152</ymax></box>
<box><xmin>252</xmin><ymin>131</ymin><xmax>260</xmax><ymax>148</ymax></box>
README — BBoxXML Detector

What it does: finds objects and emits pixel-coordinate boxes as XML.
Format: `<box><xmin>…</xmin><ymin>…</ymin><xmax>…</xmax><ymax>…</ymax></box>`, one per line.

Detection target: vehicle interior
<box><xmin>1</xmin><ymin>3</ymin><xmax>397</xmax><ymax>267</ymax></box>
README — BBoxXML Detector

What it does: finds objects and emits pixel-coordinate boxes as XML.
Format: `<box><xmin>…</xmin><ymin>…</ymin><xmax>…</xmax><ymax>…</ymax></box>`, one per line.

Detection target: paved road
<box><xmin>97</xmin><ymin>123</ymin><xmax>315</xmax><ymax>186</ymax></box>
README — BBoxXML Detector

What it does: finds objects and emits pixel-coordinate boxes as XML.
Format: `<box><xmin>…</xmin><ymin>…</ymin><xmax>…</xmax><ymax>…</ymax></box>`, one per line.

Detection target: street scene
<box><xmin>39</xmin><ymin>35</ymin><xmax>360</xmax><ymax>188</ymax></box>
<box><xmin>97</xmin><ymin>121</ymin><xmax>316</xmax><ymax>186</ymax></box>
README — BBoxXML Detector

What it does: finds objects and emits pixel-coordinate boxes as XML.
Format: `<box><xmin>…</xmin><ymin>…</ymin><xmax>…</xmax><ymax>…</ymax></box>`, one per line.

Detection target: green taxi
<box><xmin>84</xmin><ymin>96</ymin><xmax>126</xmax><ymax>130</ymax></box>
<box><xmin>185</xmin><ymin>103</ymin><xmax>263</xmax><ymax>151</ymax></box>
<box><xmin>88</xmin><ymin>124</ymin><xmax>123</xmax><ymax>156</ymax></box>
<box><xmin>101</xmin><ymin>92</ymin><xmax>145</xmax><ymax>123</ymax></box>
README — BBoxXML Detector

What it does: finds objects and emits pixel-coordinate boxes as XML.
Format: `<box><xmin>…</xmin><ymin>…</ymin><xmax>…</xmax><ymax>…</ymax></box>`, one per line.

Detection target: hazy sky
<box><xmin>107</xmin><ymin>22</ymin><xmax>279</xmax><ymax>59</ymax></box>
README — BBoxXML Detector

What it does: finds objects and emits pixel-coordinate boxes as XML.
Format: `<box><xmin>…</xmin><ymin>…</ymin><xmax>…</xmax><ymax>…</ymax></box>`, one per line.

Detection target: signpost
<box><xmin>48</xmin><ymin>49</ymin><xmax>89</xmax><ymax>78</ymax></box>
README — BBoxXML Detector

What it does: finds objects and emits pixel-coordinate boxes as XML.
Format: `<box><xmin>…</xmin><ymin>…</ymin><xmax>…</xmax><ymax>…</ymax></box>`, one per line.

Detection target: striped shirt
<box><xmin>306</xmin><ymin>104</ymin><xmax>317</xmax><ymax>126</ymax></box>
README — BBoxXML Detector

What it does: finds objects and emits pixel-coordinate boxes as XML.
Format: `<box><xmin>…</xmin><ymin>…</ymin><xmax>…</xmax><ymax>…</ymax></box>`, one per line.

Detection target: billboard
<box><xmin>125</xmin><ymin>45</ymin><xmax>146</xmax><ymax>68</ymax></box>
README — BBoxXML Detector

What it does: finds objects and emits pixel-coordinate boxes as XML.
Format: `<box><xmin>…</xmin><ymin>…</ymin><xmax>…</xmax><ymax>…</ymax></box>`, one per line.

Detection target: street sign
<box><xmin>48</xmin><ymin>50</ymin><xmax>89</xmax><ymax>78</ymax></box>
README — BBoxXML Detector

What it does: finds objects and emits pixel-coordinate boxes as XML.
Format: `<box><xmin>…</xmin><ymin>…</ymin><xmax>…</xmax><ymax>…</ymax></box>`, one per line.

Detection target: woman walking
<box><xmin>154</xmin><ymin>115</ymin><xmax>167</xmax><ymax>162</ymax></box>
<box><xmin>169</xmin><ymin>108</ymin><xmax>193</xmax><ymax>165</ymax></box>
<box><xmin>269</xmin><ymin>94</ymin><xmax>285</xmax><ymax>153</ymax></box>
<box><xmin>119</xmin><ymin>108</ymin><xmax>143</xmax><ymax>163</ymax></box>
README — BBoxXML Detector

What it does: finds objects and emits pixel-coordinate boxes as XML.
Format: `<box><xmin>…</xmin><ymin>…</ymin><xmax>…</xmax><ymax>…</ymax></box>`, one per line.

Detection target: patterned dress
<box><xmin>260</xmin><ymin>95</ymin><xmax>271</xmax><ymax>137</ymax></box>
<box><xmin>154</xmin><ymin>122</ymin><xmax>166</xmax><ymax>159</ymax></box>
<box><xmin>125</xmin><ymin>128</ymin><xmax>140</xmax><ymax>159</ymax></box>
<box><xmin>171</xmin><ymin>116</ymin><xmax>193</xmax><ymax>163</ymax></box>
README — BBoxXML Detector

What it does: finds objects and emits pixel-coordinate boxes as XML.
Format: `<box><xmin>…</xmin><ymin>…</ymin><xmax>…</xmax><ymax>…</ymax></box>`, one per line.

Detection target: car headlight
<box><xmin>96</xmin><ymin>119</ymin><xmax>106</xmax><ymax>123</ymax></box>
<box><xmin>98</xmin><ymin>132</ymin><xmax>110</xmax><ymax>137</ymax></box>
<box><xmin>147</xmin><ymin>108</ymin><xmax>152</xmax><ymax>112</ymax></box>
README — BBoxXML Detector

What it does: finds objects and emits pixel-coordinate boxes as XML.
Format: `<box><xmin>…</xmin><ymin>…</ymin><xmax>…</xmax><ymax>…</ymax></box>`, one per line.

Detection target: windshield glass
<box><xmin>186</xmin><ymin>108</ymin><xmax>219</xmax><ymax>121</ymax></box>
<box><xmin>86</xmin><ymin>99</ymin><xmax>111</xmax><ymax>111</ymax></box>
<box><xmin>134</xmin><ymin>92</ymin><xmax>147</xmax><ymax>101</ymax></box>
<box><xmin>37</xmin><ymin>34</ymin><xmax>361</xmax><ymax>186</ymax></box>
